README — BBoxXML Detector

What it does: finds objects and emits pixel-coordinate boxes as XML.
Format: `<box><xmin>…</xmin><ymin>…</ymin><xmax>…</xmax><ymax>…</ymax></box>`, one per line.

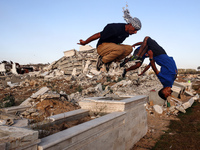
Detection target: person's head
<box><xmin>125</xmin><ymin>23</ymin><xmax>138</xmax><ymax>35</ymax></box>
<box><xmin>158</xmin><ymin>87</ymin><xmax>173</xmax><ymax>100</ymax></box>
<box><xmin>123</xmin><ymin>8</ymin><xmax>141</xmax><ymax>34</ymax></box>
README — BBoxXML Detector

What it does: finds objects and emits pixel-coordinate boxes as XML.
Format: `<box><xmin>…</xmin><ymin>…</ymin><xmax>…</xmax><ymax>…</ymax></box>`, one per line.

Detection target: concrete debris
<box><xmin>153</xmin><ymin>105</ymin><xmax>163</xmax><ymax>114</ymax></box>
<box><xmin>0</xmin><ymin>120</ymin><xmax>6</xmax><ymax>125</ymax></box>
<box><xmin>12</xmin><ymin>119</ymin><xmax>29</xmax><ymax>127</ymax></box>
<box><xmin>7</xmin><ymin>81</ymin><xmax>19</xmax><ymax>88</ymax></box>
<box><xmin>0</xmin><ymin>60</ymin><xmax>47</xmax><ymax>75</ymax></box>
<box><xmin>182</xmin><ymin>97</ymin><xmax>194</xmax><ymax>109</ymax></box>
<box><xmin>0</xmin><ymin>46</ymin><xmax>199</xmax><ymax>136</ymax></box>
<box><xmin>193</xmin><ymin>94</ymin><xmax>199</xmax><ymax>100</ymax></box>
<box><xmin>20</xmin><ymin>87</ymin><xmax>49</xmax><ymax>106</ymax></box>
<box><xmin>175</xmin><ymin>105</ymin><xmax>186</xmax><ymax>113</ymax></box>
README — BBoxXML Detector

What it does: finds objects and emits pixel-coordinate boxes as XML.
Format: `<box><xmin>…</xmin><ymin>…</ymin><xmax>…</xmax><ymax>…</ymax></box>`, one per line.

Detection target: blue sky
<box><xmin>0</xmin><ymin>0</ymin><xmax>200</xmax><ymax>69</ymax></box>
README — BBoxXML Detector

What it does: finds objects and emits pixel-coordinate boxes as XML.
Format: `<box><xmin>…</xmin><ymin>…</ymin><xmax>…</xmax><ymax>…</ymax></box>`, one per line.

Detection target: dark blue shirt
<box><xmin>154</xmin><ymin>54</ymin><xmax>177</xmax><ymax>87</ymax></box>
<box><xmin>97</xmin><ymin>23</ymin><xmax>129</xmax><ymax>47</ymax></box>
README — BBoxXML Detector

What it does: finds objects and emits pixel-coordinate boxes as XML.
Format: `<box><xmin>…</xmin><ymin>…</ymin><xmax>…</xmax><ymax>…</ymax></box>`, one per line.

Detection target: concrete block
<box><xmin>0</xmin><ymin>126</ymin><xmax>40</xmax><ymax>150</ymax></box>
<box><xmin>173</xmin><ymin>81</ymin><xmax>186</xmax><ymax>94</ymax></box>
<box><xmin>63</xmin><ymin>49</ymin><xmax>76</xmax><ymax>57</ymax></box>
<box><xmin>47</xmin><ymin>109</ymin><xmax>89</xmax><ymax>122</ymax></box>
<box><xmin>38</xmin><ymin>95</ymin><xmax>148</xmax><ymax>150</ymax></box>
<box><xmin>79</xmin><ymin>45</ymin><xmax>94</xmax><ymax>52</ymax></box>
<box><xmin>182</xmin><ymin>97</ymin><xmax>194</xmax><ymax>109</ymax></box>
<box><xmin>0</xmin><ymin>105</ymin><xmax>31</xmax><ymax>114</ymax></box>
<box><xmin>149</xmin><ymin>90</ymin><xmax>165</xmax><ymax>106</ymax></box>
<box><xmin>11</xmin><ymin>63</ymin><xmax>18</xmax><ymax>75</ymax></box>
<box><xmin>38</xmin><ymin>112</ymin><xmax>126</xmax><ymax>150</ymax></box>
<box><xmin>20</xmin><ymin>87</ymin><xmax>49</xmax><ymax>106</ymax></box>
<box><xmin>153</xmin><ymin>105</ymin><xmax>163</xmax><ymax>114</ymax></box>
<box><xmin>172</xmin><ymin>85</ymin><xmax>182</xmax><ymax>98</ymax></box>
<box><xmin>185</xmin><ymin>90</ymin><xmax>194</xmax><ymax>96</ymax></box>
<box><xmin>12</xmin><ymin>119</ymin><xmax>29</xmax><ymax>127</ymax></box>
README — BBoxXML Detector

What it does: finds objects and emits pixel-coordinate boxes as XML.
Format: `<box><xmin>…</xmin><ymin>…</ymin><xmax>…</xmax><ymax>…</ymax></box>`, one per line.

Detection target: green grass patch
<box><xmin>152</xmin><ymin>102</ymin><xmax>200</xmax><ymax>150</ymax></box>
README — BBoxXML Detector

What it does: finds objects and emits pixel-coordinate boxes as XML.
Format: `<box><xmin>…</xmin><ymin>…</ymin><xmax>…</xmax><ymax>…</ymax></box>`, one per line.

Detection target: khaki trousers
<box><xmin>97</xmin><ymin>43</ymin><xmax>133</xmax><ymax>63</ymax></box>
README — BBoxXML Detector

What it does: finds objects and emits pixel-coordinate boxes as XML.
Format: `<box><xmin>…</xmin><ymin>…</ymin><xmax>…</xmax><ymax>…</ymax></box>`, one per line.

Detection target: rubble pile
<box><xmin>0</xmin><ymin>46</ymin><xmax>199</xmax><ymax>132</ymax></box>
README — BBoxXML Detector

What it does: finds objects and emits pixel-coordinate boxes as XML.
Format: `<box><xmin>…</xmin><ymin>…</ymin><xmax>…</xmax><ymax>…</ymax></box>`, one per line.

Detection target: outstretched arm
<box><xmin>138</xmin><ymin>64</ymin><xmax>150</xmax><ymax>76</ymax></box>
<box><xmin>132</xmin><ymin>42</ymin><xmax>143</xmax><ymax>48</ymax></box>
<box><xmin>78</xmin><ymin>32</ymin><xmax>101</xmax><ymax>45</ymax></box>
<box><xmin>148</xmin><ymin>50</ymin><xmax>160</xmax><ymax>75</ymax></box>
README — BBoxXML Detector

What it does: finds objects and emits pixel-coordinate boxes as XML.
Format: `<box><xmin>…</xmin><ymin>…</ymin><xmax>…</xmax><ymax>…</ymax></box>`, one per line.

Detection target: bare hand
<box><xmin>77</xmin><ymin>39</ymin><xmax>86</xmax><ymax>45</ymax></box>
<box><xmin>132</xmin><ymin>44</ymin><xmax>137</xmax><ymax>48</ymax></box>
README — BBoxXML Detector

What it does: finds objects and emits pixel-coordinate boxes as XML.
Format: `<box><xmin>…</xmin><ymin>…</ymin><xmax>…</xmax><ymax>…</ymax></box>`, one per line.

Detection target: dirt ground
<box><xmin>131</xmin><ymin>110</ymin><xmax>178</xmax><ymax>150</ymax></box>
<box><xmin>0</xmin><ymin>74</ymin><xmax>199</xmax><ymax>148</ymax></box>
<box><xmin>131</xmin><ymin>79</ymin><xmax>200</xmax><ymax>150</ymax></box>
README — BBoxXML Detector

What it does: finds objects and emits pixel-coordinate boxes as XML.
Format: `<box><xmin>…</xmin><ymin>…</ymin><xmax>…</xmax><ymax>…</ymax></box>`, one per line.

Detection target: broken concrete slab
<box><xmin>0</xmin><ymin>105</ymin><xmax>31</xmax><ymax>114</ymax></box>
<box><xmin>182</xmin><ymin>97</ymin><xmax>194</xmax><ymax>110</ymax></box>
<box><xmin>79</xmin><ymin>45</ymin><xmax>94</xmax><ymax>51</ymax></box>
<box><xmin>12</xmin><ymin>119</ymin><xmax>29</xmax><ymax>127</ymax></box>
<box><xmin>47</xmin><ymin>109</ymin><xmax>89</xmax><ymax>122</ymax></box>
<box><xmin>153</xmin><ymin>105</ymin><xmax>163</xmax><ymax>114</ymax></box>
<box><xmin>173</xmin><ymin>81</ymin><xmax>186</xmax><ymax>94</ymax></box>
<box><xmin>20</xmin><ymin>87</ymin><xmax>49</xmax><ymax>106</ymax></box>
<box><xmin>184</xmin><ymin>90</ymin><xmax>194</xmax><ymax>96</ymax></box>
<box><xmin>176</xmin><ymin>105</ymin><xmax>186</xmax><ymax>113</ymax></box>
<box><xmin>63</xmin><ymin>49</ymin><xmax>76</xmax><ymax>57</ymax></box>
<box><xmin>11</xmin><ymin>63</ymin><xmax>18</xmax><ymax>75</ymax></box>
<box><xmin>7</xmin><ymin>81</ymin><xmax>19</xmax><ymax>88</ymax></box>
<box><xmin>171</xmin><ymin>85</ymin><xmax>182</xmax><ymax>98</ymax></box>
<box><xmin>0</xmin><ymin>126</ymin><xmax>40</xmax><ymax>150</ymax></box>
<box><xmin>30</xmin><ymin>87</ymin><xmax>49</xmax><ymax>98</ymax></box>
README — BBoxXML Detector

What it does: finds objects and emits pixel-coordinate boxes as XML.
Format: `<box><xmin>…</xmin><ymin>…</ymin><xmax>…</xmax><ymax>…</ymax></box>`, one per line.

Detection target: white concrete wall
<box><xmin>38</xmin><ymin>95</ymin><xmax>148</xmax><ymax>150</ymax></box>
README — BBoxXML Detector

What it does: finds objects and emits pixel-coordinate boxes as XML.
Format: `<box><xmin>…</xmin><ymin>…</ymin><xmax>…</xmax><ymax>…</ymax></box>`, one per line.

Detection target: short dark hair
<box><xmin>158</xmin><ymin>88</ymin><xmax>167</xmax><ymax>100</ymax></box>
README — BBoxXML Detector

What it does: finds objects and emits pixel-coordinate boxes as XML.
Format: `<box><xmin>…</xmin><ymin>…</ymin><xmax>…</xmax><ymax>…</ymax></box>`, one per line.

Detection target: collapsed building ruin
<box><xmin>0</xmin><ymin>45</ymin><xmax>199</xmax><ymax>150</ymax></box>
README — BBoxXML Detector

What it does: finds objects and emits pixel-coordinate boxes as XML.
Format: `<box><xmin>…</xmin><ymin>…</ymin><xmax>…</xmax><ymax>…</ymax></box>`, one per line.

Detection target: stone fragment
<box><xmin>11</xmin><ymin>63</ymin><xmax>18</xmax><ymax>75</ymax></box>
<box><xmin>153</xmin><ymin>105</ymin><xmax>163</xmax><ymax>114</ymax></box>
<box><xmin>79</xmin><ymin>45</ymin><xmax>94</xmax><ymax>51</ymax></box>
<box><xmin>176</xmin><ymin>105</ymin><xmax>186</xmax><ymax>113</ymax></box>
<box><xmin>63</xmin><ymin>49</ymin><xmax>76</xmax><ymax>57</ymax></box>
<box><xmin>171</xmin><ymin>85</ymin><xmax>182</xmax><ymax>98</ymax></box>
<box><xmin>7</xmin><ymin>81</ymin><xmax>19</xmax><ymax>88</ymax></box>
<box><xmin>95</xmin><ymin>83</ymin><xmax>103</xmax><ymax>92</ymax></box>
<box><xmin>12</xmin><ymin>119</ymin><xmax>29</xmax><ymax>127</ymax></box>
<box><xmin>182</xmin><ymin>97</ymin><xmax>194</xmax><ymax>109</ymax></box>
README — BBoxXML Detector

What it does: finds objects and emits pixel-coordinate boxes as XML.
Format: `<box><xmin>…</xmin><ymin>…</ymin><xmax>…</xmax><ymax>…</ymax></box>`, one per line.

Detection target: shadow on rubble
<box><xmin>152</xmin><ymin>101</ymin><xmax>200</xmax><ymax>150</ymax></box>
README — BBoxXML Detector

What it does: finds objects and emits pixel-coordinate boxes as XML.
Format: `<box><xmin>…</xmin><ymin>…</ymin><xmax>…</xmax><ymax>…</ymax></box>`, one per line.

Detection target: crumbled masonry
<box><xmin>0</xmin><ymin>45</ymin><xmax>199</xmax><ymax>150</ymax></box>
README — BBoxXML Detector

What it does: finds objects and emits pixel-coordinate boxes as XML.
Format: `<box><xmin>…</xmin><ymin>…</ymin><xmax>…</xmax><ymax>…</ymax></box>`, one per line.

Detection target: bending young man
<box><xmin>78</xmin><ymin>9</ymin><xmax>142</xmax><ymax>72</ymax></box>
<box><xmin>122</xmin><ymin>37</ymin><xmax>178</xmax><ymax>100</ymax></box>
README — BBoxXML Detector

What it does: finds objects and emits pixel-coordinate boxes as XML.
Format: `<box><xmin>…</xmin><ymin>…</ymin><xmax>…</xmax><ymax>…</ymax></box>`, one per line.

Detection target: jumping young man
<box><xmin>78</xmin><ymin>8</ymin><xmax>142</xmax><ymax>72</ymax></box>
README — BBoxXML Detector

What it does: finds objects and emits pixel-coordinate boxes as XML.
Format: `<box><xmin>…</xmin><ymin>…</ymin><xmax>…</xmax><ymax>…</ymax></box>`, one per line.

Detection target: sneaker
<box><xmin>130</xmin><ymin>55</ymin><xmax>143</xmax><ymax>63</ymax></box>
<box><xmin>96</xmin><ymin>55</ymin><xmax>103</xmax><ymax>71</ymax></box>
<box><xmin>130</xmin><ymin>55</ymin><xmax>139</xmax><ymax>61</ymax></box>
<box><xmin>120</xmin><ymin>58</ymin><xmax>129</xmax><ymax>67</ymax></box>
<box><xmin>122</xmin><ymin>69</ymin><xmax>127</xmax><ymax>78</ymax></box>
<box><xmin>105</xmin><ymin>62</ymin><xmax>112</xmax><ymax>72</ymax></box>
